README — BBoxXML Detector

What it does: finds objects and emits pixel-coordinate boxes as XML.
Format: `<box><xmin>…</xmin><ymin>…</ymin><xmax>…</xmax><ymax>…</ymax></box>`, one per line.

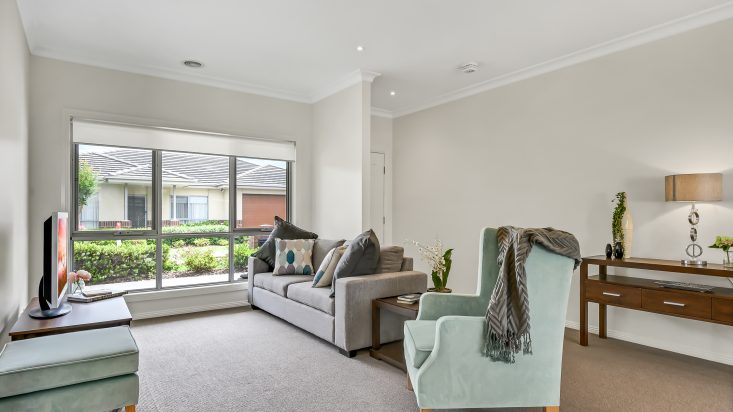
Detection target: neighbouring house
<box><xmin>79</xmin><ymin>148</ymin><xmax>286</xmax><ymax>230</ymax></box>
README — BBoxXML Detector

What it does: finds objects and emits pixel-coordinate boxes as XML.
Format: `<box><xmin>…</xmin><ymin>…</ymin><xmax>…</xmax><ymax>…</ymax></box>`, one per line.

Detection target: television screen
<box><xmin>56</xmin><ymin>213</ymin><xmax>69</xmax><ymax>297</ymax></box>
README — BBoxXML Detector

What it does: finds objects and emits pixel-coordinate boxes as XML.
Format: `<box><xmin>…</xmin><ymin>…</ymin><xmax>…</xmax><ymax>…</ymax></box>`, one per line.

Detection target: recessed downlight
<box><xmin>389</xmin><ymin>90</ymin><xmax>397</xmax><ymax>96</ymax></box>
<box><xmin>183</xmin><ymin>60</ymin><xmax>203</xmax><ymax>68</ymax></box>
<box><xmin>356</xmin><ymin>45</ymin><xmax>364</xmax><ymax>52</ymax></box>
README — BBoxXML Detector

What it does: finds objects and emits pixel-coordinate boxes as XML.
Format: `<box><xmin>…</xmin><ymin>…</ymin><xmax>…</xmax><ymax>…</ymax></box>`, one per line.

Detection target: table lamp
<box><xmin>665</xmin><ymin>173</ymin><xmax>723</xmax><ymax>266</ymax></box>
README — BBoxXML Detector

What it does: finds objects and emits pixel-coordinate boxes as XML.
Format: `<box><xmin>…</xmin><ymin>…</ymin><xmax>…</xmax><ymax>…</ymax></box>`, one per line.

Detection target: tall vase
<box><xmin>622</xmin><ymin>208</ymin><xmax>633</xmax><ymax>258</ymax></box>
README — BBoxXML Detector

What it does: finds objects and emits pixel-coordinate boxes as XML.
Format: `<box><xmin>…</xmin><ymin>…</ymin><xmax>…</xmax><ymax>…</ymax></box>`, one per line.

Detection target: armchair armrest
<box><xmin>247</xmin><ymin>256</ymin><xmax>271</xmax><ymax>304</ymax></box>
<box><xmin>335</xmin><ymin>270</ymin><xmax>427</xmax><ymax>351</ymax></box>
<box><xmin>417</xmin><ymin>293</ymin><xmax>486</xmax><ymax>320</ymax></box>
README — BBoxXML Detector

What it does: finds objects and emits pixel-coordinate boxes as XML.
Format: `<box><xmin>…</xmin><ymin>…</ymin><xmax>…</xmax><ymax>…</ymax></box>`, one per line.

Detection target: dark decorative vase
<box><xmin>605</xmin><ymin>244</ymin><xmax>613</xmax><ymax>259</ymax></box>
<box><xmin>613</xmin><ymin>242</ymin><xmax>625</xmax><ymax>259</ymax></box>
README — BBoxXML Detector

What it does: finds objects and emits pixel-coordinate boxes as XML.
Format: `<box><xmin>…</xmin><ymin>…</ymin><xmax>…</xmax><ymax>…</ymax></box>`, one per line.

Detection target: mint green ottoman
<box><xmin>0</xmin><ymin>326</ymin><xmax>140</xmax><ymax>412</ymax></box>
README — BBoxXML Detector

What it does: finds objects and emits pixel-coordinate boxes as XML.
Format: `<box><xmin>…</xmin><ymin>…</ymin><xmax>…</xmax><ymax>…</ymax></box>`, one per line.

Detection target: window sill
<box><xmin>124</xmin><ymin>281</ymin><xmax>247</xmax><ymax>303</ymax></box>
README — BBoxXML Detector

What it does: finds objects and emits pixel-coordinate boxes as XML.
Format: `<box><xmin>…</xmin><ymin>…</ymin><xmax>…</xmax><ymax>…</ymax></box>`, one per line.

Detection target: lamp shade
<box><xmin>665</xmin><ymin>173</ymin><xmax>722</xmax><ymax>202</ymax></box>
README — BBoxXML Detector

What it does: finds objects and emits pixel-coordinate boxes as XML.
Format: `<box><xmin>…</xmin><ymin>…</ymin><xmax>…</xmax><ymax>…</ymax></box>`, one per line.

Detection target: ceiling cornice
<box><xmin>310</xmin><ymin>70</ymin><xmax>381</xmax><ymax>103</ymax></box>
<box><xmin>370</xmin><ymin>107</ymin><xmax>393</xmax><ymax>119</ymax></box>
<box><xmin>30</xmin><ymin>47</ymin><xmax>315</xmax><ymax>103</ymax></box>
<box><xmin>391</xmin><ymin>2</ymin><xmax>733</xmax><ymax>118</ymax></box>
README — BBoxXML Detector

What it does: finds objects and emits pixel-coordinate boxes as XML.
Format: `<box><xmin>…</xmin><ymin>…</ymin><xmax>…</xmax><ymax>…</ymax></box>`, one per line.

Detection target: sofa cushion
<box><xmin>331</xmin><ymin>229</ymin><xmax>381</xmax><ymax>297</ymax></box>
<box><xmin>376</xmin><ymin>246</ymin><xmax>405</xmax><ymax>273</ymax></box>
<box><xmin>312</xmin><ymin>239</ymin><xmax>346</xmax><ymax>270</ymax></box>
<box><xmin>252</xmin><ymin>216</ymin><xmax>318</xmax><ymax>268</ymax></box>
<box><xmin>287</xmin><ymin>282</ymin><xmax>335</xmax><ymax>315</ymax></box>
<box><xmin>0</xmin><ymin>326</ymin><xmax>139</xmax><ymax>398</ymax></box>
<box><xmin>404</xmin><ymin>320</ymin><xmax>436</xmax><ymax>369</ymax></box>
<box><xmin>252</xmin><ymin>272</ymin><xmax>312</xmax><ymax>297</ymax></box>
<box><xmin>273</xmin><ymin>238</ymin><xmax>315</xmax><ymax>275</ymax></box>
<box><xmin>313</xmin><ymin>245</ymin><xmax>347</xmax><ymax>288</ymax></box>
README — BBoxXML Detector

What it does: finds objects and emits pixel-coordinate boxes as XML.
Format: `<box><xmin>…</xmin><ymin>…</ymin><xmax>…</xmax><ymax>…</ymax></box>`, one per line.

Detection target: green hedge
<box><xmin>74</xmin><ymin>240</ymin><xmax>167</xmax><ymax>284</ymax></box>
<box><xmin>234</xmin><ymin>241</ymin><xmax>257</xmax><ymax>270</ymax></box>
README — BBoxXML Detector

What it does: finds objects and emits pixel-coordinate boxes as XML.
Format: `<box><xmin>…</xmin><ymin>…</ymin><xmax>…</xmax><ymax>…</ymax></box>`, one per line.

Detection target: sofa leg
<box><xmin>125</xmin><ymin>405</ymin><xmax>136</xmax><ymax>412</ymax></box>
<box><xmin>338</xmin><ymin>348</ymin><xmax>357</xmax><ymax>358</ymax></box>
<box><xmin>406</xmin><ymin>374</ymin><xmax>413</xmax><ymax>391</ymax></box>
<box><xmin>250</xmin><ymin>304</ymin><xmax>259</xmax><ymax>310</ymax></box>
<box><xmin>543</xmin><ymin>407</ymin><xmax>559</xmax><ymax>412</ymax></box>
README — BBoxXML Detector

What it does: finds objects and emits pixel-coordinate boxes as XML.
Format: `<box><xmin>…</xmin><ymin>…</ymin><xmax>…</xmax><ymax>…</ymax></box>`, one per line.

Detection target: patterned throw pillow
<box><xmin>312</xmin><ymin>245</ymin><xmax>347</xmax><ymax>287</ymax></box>
<box><xmin>273</xmin><ymin>238</ymin><xmax>315</xmax><ymax>275</ymax></box>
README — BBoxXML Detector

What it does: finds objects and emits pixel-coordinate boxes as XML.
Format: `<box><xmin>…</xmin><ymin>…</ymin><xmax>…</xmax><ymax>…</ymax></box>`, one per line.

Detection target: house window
<box><xmin>71</xmin><ymin>122</ymin><xmax>292</xmax><ymax>293</ymax></box>
<box><xmin>169</xmin><ymin>196</ymin><xmax>209</xmax><ymax>222</ymax></box>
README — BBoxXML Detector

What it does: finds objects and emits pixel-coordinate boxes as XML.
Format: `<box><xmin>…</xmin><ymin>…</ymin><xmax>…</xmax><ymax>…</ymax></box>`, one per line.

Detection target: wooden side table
<box><xmin>9</xmin><ymin>297</ymin><xmax>132</xmax><ymax>341</ymax></box>
<box><xmin>370</xmin><ymin>296</ymin><xmax>419</xmax><ymax>371</ymax></box>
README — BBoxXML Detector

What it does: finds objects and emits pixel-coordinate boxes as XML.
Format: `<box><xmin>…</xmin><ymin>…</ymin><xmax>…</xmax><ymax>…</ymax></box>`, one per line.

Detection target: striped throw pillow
<box><xmin>312</xmin><ymin>245</ymin><xmax>346</xmax><ymax>287</ymax></box>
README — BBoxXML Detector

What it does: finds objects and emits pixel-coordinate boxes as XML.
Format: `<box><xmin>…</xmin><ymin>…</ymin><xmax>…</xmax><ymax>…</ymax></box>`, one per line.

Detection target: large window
<box><xmin>71</xmin><ymin>132</ymin><xmax>291</xmax><ymax>292</ymax></box>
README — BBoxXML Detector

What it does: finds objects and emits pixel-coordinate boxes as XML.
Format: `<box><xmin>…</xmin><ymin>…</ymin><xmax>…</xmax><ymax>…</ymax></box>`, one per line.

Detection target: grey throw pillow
<box><xmin>330</xmin><ymin>229</ymin><xmax>380</xmax><ymax>297</ymax></box>
<box><xmin>376</xmin><ymin>246</ymin><xmax>404</xmax><ymax>273</ymax></box>
<box><xmin>252</xmin><ymin>216</ymin><xmax>318</xmax><ymax>268</ymax></box>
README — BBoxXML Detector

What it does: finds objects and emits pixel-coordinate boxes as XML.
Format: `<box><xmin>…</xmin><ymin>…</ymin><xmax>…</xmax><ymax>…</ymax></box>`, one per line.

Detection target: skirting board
<box><xmin>132</xmin><ymin>301</ymin><xmax>249</xmax><ymax>320</ymax></box>
<box><xmin>565</xmin><ymin>320</ymin><xmax>733</xmax><ymax>366</ymax></box>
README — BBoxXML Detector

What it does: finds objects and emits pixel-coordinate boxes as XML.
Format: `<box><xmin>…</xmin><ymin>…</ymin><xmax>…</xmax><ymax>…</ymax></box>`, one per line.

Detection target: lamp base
<box><xmin>681</xmin><ymin>259</ymin><xmax>707</xmax><ymax>267</ymax></box>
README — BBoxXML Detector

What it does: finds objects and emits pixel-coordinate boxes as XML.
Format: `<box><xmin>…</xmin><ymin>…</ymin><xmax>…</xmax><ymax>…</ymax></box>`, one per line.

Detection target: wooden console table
<box><xmin>580</xmin><ymin>256</ymin><xmax>733</xmax><ymax>346</ymax></box>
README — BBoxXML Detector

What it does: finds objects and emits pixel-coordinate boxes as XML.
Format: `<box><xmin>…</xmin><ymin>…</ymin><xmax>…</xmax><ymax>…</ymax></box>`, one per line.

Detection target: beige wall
<box><xmin>393</xmin><ymin>19</ymin><xmax>733</xmax><ymax>364</ymax></box>
<box><xmin>0</xmin><ymin>0</ymin><xmax>30</xmax><ymax>344</ymax></box>
<box><xmin>29</xmin><ymin>57</ymin><xmax>313</xmax><ymax>297</ymax></box>
<box><xmin>311</xmin><ymin>83</ymin><xmax>371</xmax><ymax>239</ymax></box>
<box><xmin>370</xmin><ymin>115</ymin><xmax>393</xmax><ymax>245</ymax></box>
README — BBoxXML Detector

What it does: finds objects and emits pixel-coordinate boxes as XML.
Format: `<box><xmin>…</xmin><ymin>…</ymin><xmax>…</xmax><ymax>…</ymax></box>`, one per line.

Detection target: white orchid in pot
<box><xmin>409</xmin><ymin>239</ymin><xmax>453</xmax><ymax>293</ymax></box>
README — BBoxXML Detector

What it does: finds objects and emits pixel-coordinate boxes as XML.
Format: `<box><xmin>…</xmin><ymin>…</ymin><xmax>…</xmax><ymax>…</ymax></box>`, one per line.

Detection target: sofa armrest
<box><xmin>247</xmin><ymin>256</ymin><xmax>270</xmax><ymax>304</ymax></box>
<box><xmin>417</xmin><ymin>293</ymin><xmax>487</xmax><ymax>320</ymax></box>
<box><xmin>335</xmin><ymin>270</ymin><xmax>427</xmax><ymax>351</ymax></box>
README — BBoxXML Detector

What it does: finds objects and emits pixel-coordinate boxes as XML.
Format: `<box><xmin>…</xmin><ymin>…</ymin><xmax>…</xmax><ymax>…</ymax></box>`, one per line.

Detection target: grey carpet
<box><xmin>131</xmin><ymin>308</ymin><xmax>733</xmax><ymax>412</ymax></box>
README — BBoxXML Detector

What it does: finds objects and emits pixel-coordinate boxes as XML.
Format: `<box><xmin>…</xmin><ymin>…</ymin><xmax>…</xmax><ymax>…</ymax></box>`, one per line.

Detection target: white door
<box><xmin>370</xmin><ymin>152</ymin><xmax>385</xmax><ymax>242</ymax></box>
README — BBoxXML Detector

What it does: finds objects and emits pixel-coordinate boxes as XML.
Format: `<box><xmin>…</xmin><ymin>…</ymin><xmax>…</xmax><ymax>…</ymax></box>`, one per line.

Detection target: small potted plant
<box><xmin>410</xmin><ymin>239</ymin><xmax>453</xmax><ymax>293</ymax></box>
<box><xmin>709</xmin><ymin>236</ymin><xmax>733</xmax><ymax>268</ymax></box>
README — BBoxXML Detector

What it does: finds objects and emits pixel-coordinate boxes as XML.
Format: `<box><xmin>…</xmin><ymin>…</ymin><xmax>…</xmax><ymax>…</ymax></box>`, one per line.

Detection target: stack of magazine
<box><xmin>68</xmin><ymin>289</ymin><xmax>127</xmax><ymax>303</ymax></box>
<box><xmin>397</xmin><ymin>293</ymin><xmax>421</xmax><ymax>305</ymax></box>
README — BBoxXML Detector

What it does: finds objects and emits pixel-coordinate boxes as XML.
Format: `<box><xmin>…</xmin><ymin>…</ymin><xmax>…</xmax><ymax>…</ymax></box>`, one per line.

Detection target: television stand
<box><xmin>580</xmin><ymin>256</ymin><xmax>733</xmax><ymax>346</ymax></box>
<box><xmin>9</xmin><ymin>296</ymin><xmax>131</xmax><ymax>341</ymax></box>
<box><xmin>29</xmin><ymin>303</ymin><xmax>72</xmax><ymax>319</ymax></box>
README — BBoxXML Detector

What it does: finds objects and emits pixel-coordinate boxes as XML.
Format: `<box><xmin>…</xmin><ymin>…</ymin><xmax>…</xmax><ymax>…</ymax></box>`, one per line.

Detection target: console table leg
<box><xmin>599</xmin><ymin>304</ymin><xmax>607</xmax><ymax>339</ymax></box>
<box><xmin>580</xmin><ymin>262</ymin><xmax>588</xmax><ymax>346</ymax></box>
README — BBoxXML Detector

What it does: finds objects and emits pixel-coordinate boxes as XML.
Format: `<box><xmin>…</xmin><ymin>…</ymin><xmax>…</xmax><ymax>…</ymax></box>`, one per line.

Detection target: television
<box><xmin>29</xmin><ymin>212</ymin><xmax>72</xmax><ymax>319</ymax></box>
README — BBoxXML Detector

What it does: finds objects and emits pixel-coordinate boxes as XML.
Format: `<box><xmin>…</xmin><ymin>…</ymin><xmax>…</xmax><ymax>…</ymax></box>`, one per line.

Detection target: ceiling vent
<box><xmin>457</xmin><ymin>62</ymin><xmax>479</xmax><ymax>74</ymax></box>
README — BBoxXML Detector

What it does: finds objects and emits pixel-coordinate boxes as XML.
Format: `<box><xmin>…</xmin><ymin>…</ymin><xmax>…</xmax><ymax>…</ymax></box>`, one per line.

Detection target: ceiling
<box><xmin>17</xmin><ymin>0</ymin><xmax>733</xmax><ymax>117</ymax></box>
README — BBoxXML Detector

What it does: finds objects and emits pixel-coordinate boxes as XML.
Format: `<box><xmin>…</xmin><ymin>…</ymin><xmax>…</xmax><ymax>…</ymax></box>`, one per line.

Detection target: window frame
<box><xmin>70</xmin><ymin>139</ymin><xmax>291</xmax><ymax>292</ymax></box>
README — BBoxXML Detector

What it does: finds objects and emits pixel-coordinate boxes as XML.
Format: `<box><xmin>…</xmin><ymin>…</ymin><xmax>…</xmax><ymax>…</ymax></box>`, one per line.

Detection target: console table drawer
<box><xmin>642</xmin><ymin>290</ymin><xmax>711</xmax><ymax>319</ymax></box>
<box><xmin>712</xmin><ymin>298</ymin><xmax>733</xmax><ymax>324</ymax></box>
<box><xmin>586</xmin><ymin>282</ymin><xmax>641</xmax><ymax>308</ymax></box>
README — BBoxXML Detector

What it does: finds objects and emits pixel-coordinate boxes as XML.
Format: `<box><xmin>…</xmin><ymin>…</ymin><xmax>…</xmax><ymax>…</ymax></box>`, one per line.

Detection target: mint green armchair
<box><xmin>404</xmin><ymin>227</ymin><xmax>575</xmax><ymax>412</ymax></box>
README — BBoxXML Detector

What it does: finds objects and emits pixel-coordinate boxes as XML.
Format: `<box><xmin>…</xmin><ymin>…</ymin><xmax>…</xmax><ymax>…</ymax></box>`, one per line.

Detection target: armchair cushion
<box><xmin>404</xmin><ymin>320</ymin><xmax>436</xmax><ymax>368</ymax></box>
<box><xmin>0</xmin><ymin>326</ymin><xmax>138</xmax><ymax>399</ymax></box>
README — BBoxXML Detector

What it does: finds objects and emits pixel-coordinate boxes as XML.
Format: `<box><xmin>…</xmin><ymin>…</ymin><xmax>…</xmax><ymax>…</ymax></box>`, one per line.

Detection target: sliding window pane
<box><xmin>162</xmin><ymin>236</ymin><xmax>230</xmax><ymax>287</ymax></box>
<box><xmin>234</xmin><ymin>236</ymin><xmax>260</xmax><ymax>279</ymax></box>
<box><xmin>73</xmin><ymin>239</ymin><xmax>156</xmax><ymax>291</ymax></box>
<box><xmin>161</xmin><ymin>152</ymin><xmax>229</xmax><ymax>233</ymax></box>
<box><xmin>236</xmin><ymin>158</ymin><xmax>287</xmax><ymax>229</ymax></box>
<box><xmin>77</xmin><ymin>144</ymin><xmax>153</xmax><ymax>231</ymax></box>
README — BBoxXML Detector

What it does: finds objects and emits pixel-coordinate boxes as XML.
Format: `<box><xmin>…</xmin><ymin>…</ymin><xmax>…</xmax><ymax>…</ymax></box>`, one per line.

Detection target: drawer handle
<box><xmin>602</xmin><ymin>292</ymin><xmax>621</xmax><ymax>297</ymax></box>
<box><xmin>663</xmin><ymin>301</ymin><xmax>686</xmax><ymax>307</ymax></box>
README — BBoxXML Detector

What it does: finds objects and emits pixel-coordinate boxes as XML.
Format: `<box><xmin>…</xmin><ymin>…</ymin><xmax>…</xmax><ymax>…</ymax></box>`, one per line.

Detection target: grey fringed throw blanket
<box><xmin>484</xmin><ymin>226</ymin><xmax>581</xmax><ymax>363</ymax></box>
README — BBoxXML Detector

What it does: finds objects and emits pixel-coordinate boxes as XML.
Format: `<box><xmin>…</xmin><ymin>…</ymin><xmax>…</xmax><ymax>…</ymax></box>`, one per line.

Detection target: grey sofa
<box><xmin>247</xmin><ymin>240</ymin><xmax>427</xmax><ymax>357</ymax></box>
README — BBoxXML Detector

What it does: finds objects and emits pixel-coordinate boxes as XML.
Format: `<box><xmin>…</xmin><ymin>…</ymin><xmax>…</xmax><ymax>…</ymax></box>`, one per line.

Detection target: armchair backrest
<box><xmin>476</xmin><ymin>227</ymin><xmax>575</xmax><ymax>340</ymax></box>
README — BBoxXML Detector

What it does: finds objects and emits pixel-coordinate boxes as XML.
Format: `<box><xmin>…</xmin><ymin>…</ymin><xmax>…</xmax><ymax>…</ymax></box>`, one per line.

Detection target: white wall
<box><xmin>0</xmin><ymin>0</ymin><xmax>30</xmax><ymax>344</ymax></box>
<box><xmin>29</xmin><ymin>56</ymin><xmax>313</xmax><ymax>300</ymax></box>
<box><xmin>370</xmin><ymin>115</ymin><xmax>393</xmax><ymax>245</ymax></box>
<box><xmin>393</xmin><ymin>19</ymin><xmax>733</xmax><ymax>364</ymax></box>
<box><xmin>311</xmin><ymin>82</ymin><xmax>371</xmax><ymax>239</ymax></box>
